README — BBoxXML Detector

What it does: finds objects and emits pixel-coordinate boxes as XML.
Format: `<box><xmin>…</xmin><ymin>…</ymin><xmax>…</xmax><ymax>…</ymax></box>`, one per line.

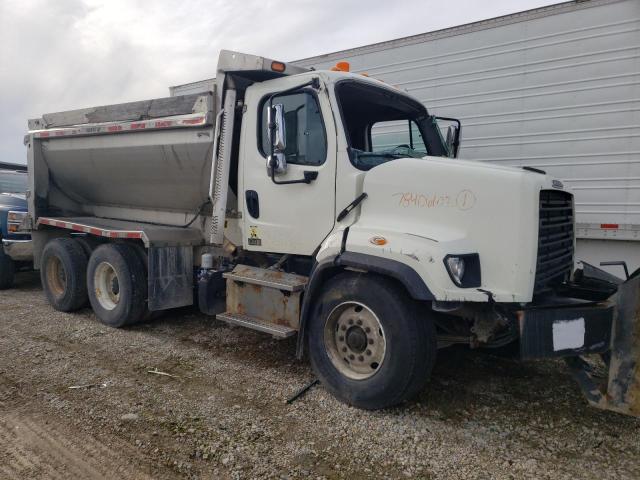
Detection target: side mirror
<box><xmin>267</xmin><ymin>103</ymin><xmax>287</xmax><ymax>175</ymax></box>
<box><xmin>434</xmin><ymin>116</ymin><xmax>461</xmax><ymax>158</ymax></box>
<box><xmin>445</xmin><ymin>125</ymin><xmax>459</xmax><ymax>158</ymax></box>
<box><xmin>268</xmin><ymin>103</ymin><xmax>286</xmax><ymax>152</ymax></box>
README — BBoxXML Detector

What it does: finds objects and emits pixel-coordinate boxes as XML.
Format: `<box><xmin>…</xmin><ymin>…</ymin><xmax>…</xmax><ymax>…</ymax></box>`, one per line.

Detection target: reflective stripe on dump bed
<box><xmin>36</xmin><ymin>217</ymin><xmax>203</xmax><ymax>248</ymax></box>
<box><xmin>38</xmin><ymin>217</ymin><xmax>144</xmax><ymax>240</ymax></box>
<box><xmin>30</xmin><ymin>113</ymin><xmax>210</xmax><ymax>139</ymax></box>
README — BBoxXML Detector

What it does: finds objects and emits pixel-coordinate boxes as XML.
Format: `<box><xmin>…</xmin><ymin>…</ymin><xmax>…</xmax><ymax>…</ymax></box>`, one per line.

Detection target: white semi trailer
<box><xmin>24</xmin><ymin>50</ymin><xmax>639</xmax><ymax>415</ymax></box>
<box><xmin>172</xmin><ymin>0</ymin><xmax>640</xmax><ymax>279</ymax></box>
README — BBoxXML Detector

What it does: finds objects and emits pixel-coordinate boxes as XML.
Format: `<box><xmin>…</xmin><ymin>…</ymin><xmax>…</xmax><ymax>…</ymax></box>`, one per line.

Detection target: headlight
<box><xmin>7</xmin><ymin>210</ymin><xmax>28</xmax><ymax>233</ymax></box>
<box><xmin>7</xmin><ymin>211</ymin><xmax>26</xmax><ymax>223</ymax></box>
<box><xmin>444</xmin><ymin>253</ymin><xmax>481</xmax><ymax>288</ymax></box>
<box><xmin>446</xmin><ymin>256</ymin><xmax>465</xmax><ymax>284</ymax></box>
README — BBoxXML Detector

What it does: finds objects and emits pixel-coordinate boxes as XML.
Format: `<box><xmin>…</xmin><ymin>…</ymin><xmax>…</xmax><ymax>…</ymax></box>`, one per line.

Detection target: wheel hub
<box><xmin>111</xmin><ymin>277</ymin><xmax>119</xmax><ymax>296</ymax></box>
<box><xmin>45</xmin><ymin>255</ymin><xmax>66</xmax><ymax>298</ymax></box>
<box><xmin>94</xmin><ymin>261</ymin><xmax>120</xmax><ymax>311</ymax></box>
<box><xmin>323</xmin><ymin>302</ymin><xmax>386</xmax><ymax>380</ymax></box>
<box><xmin>346</xmin><ymin>326</ymin><xmax>367</xmax><ymax>353</ymax></box>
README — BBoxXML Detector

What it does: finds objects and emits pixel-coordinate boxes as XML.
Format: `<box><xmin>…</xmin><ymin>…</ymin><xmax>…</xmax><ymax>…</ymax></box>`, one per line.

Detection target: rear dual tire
<box><xmin>40</xmin><ymin>238</ymin><xmax>89</xmax><ymax>311</ymax></box>
<box><xmin>41</xmin><ymin>238</ymin><xmax>148</xmax><ymax>327</ymax></box>
<box><xmin>87</xmin><ymin>244</ymin><xmax>148</xmax><ymax>328</ymax></box>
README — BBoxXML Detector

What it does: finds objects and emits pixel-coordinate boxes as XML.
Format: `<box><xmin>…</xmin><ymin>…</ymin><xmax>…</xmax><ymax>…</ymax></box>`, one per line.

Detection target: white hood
<box><xmin>344</xmin><ymin>156</ymin><xmax>564</xmax><ymax>302</ymax></box>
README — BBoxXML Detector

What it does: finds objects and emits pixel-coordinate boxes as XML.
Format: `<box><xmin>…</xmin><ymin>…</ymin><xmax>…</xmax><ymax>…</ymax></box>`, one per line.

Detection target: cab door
<box><xmin>239</xmin><ymin>77</ymin><xmax>336</xmax><ymax>255</ymax></box>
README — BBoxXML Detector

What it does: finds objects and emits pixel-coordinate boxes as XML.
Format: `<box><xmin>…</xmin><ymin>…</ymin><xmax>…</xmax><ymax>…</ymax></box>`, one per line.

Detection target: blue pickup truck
<box><xmin>0</xmin><ymin>163</ymin><xmax>32</xmax><ymax>289</ymax></box>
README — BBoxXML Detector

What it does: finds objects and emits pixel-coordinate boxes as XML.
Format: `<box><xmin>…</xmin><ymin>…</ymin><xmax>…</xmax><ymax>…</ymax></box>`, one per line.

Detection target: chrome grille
<box><xmin>535</xmin><ymin>190</ymin><xmax>574</xmax><ymax>294</ymax></box>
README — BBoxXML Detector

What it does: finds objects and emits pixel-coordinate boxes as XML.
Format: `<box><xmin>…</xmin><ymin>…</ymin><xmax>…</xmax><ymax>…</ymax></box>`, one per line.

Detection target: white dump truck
<box><xmin>24</xmin><ymin>50</ymin><xmax>639</xmax><ymax>414</ymax></box>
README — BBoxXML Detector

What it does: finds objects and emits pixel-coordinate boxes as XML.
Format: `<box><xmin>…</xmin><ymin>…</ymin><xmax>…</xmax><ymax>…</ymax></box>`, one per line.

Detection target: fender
<box><xmin>295</xmin><ymin>251</ymin><xmax>434</xmax><ymax>358</ymax></box>
<box><xmin>336</xmin><ymin>251</ymin><xmax>434</xmax><ymax>300</ymax></box>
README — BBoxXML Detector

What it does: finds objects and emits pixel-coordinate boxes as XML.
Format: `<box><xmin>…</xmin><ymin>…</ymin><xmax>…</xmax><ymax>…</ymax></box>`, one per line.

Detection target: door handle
<box><xmin>245</xmin><ymin>190</ymin><xmax>260</xmax><ymax>218</ymax></box>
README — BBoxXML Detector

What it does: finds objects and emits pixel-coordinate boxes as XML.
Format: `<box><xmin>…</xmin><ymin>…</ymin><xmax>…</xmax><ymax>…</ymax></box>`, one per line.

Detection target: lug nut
<box><xmin>349</xmin><ymin>354</ymin><xmax>355</xmax><ymax>360</ymax></box>
<box><xmin>366</xmin><ymin>349</ymin><xmax>371</xmax><ymax>356</ymax></box>
<box><xmin>356</xmin><ymin>319</ymin><xmax>362</xmax><ymax>326</ymax></box>
<box><xmin>365</xmin><ymin>327</ymin><xmax>371</xmax><ymax>333</ymax></box>
<box><xmin>358</xmin><ymin>355</ymin><xmax>364</xmax><ymax>362</ymax></box>
<box><xmin>348</xmin><ymin>319</ymin><xmax>354</xmax><ymax>325</ymax></box>
<box><xmin>342</xmin><ymin>347</ymin><xmax>347</xmax><ymax>353</ymax></box>
<box><xmin>341</xmin><ymin>325</ymin><xmax>346</xmax><ymax>331</ymax></box>
<box><xmin>368</xmin><ymin>338</ymin><xmax>374</xmax><ymax>345</ymax></box>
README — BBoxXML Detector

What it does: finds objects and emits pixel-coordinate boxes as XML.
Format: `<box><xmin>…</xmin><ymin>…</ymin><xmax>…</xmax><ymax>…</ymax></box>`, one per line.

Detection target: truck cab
<box><xmin>238</xmin><ymin>70</ymin><xmax>562</xmax><ymax>303</ymax></box>
<box><xmin>24</xmin><ymin>51</ymin><xmax>639</xmax><ymax>415</ymax></box>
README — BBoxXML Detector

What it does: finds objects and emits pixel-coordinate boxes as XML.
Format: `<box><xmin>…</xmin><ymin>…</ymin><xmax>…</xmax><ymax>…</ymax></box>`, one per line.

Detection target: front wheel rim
<box><xmin>323</xmin><ymin>301</ymin><xmax>386</xmax><ymax>380</ymax></box>
<box><xmin>94</xmin><ymin>261</ymin><xmax>120</xmax><ymax>311</ymax></box>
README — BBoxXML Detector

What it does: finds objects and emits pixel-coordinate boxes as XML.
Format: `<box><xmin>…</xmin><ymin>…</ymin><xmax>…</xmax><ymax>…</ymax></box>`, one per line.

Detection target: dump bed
<box><xmin>27</xmin><ymin>92</ymin><xmax>216</xmax><ymax>229</ymax></box>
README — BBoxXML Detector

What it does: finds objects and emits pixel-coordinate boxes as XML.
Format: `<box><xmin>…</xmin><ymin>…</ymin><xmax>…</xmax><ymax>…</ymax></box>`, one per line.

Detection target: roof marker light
<box><xmin>331</xmin><ymin>61</ymin><xmax>350</xmax><ymax>72</ymax></box>
<box><xmin>271</xmin><ymin>61</ymin><xmax>286</xmax><ymax>73</ymax></box>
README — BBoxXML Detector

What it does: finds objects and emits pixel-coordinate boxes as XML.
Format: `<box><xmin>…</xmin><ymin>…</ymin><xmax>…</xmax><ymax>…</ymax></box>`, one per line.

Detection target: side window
<box><xmin>370</xmin><ymin>120</ymin><xmax>427</xmax><ymax>153</ymax></box>
<box><xmin>260</xmin><ymin>92</ymin><xmax>327</xmax><ymax>166</ymax></box>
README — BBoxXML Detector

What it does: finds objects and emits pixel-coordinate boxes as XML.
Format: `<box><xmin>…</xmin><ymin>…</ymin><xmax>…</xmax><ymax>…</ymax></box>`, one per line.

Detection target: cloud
<box><xmin>0</xmin><ymin>0</ymin><xmax>556</xmax><ymax>163</ymax></box>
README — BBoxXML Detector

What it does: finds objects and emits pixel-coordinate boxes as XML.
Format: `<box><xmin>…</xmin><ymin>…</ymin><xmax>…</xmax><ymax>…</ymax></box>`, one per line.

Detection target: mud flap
<box><xmin>565</xmin><ymin>273</ymin><xmax>640</xmax><ymax>417</ymax></box>
<box><xmin>148</xmin><ymin>246</ymin><xmax>194</xmax><ymax>311</ymax></box>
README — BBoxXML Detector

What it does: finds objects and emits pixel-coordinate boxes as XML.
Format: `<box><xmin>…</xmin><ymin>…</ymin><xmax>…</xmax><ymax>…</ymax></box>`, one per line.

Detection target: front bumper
<box><xmin>3</xmin><ymin>238</ymin><xmax>33</xmax><ymax>262</ymax></box>
<box><xmin>517</xmin><ymin>270</ymin><xmax>640</xmax><ymax>417</ymax></box>
<box><xmin>518</xmin><ymin>301</ymin><xmax>613</xmax><ymax>360</ymax></box>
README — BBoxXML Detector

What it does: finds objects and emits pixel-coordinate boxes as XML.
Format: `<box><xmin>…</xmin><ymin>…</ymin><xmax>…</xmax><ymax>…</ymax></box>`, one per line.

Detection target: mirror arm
<box><xmin>267</xmin><ymin>77</ymin><xmax>320</xmax><ymax>113</ymax></box>
<box><xmin>270</xmin><ymin>165</ymin><xmax>318</xmax><ymax>185</ymax></box>
<box><xmin>268</xmin><ymin>77</ymin><xmax>321</xmax><ymax>186</ymax></box>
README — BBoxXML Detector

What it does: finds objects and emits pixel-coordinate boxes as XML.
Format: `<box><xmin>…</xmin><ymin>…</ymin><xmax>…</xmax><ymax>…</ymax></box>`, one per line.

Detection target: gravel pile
<box><xmin>1</xmin><ymin>272</ymin><xmax>638</xmax><ymax>479</ymax></box>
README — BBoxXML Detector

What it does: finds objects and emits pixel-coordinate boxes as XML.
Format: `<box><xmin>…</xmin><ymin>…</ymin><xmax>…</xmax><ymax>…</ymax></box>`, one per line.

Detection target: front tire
<box><xmin>87</xmin><ymin>244</ymin><xmax>147</xmax><ymax>328</ymax></box>
<box><xmin>308</xmin><ymin>273</ymin><xmax>437</xmax><ymax>409</ymax></box>
<box><xmin>40</xmin><ymin>238</ymin><xmax>89</xmax><ymax>311</ymax></box>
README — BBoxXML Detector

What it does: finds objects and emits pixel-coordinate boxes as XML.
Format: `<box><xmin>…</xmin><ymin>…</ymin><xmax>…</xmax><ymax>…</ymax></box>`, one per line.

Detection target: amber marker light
<box><xmin>369</xmin><ymin>236</ymin><xmax>388</xmax><ymax>246</ymax></box>
<box><xmin>331</xmin><ymin>61</ymin><xmax>350</xmax><ymax>72</ymax></box>
<box><xmin>271</xmin><ymin>61</ymin><xmax>286</xmax><ymax>73</ymax></box>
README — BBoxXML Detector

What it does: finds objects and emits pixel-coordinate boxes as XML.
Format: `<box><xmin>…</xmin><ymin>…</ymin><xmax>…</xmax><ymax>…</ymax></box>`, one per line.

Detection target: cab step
<box><xmin>223</xmin><ymin>264</ymin><xmax>307</xmax><ymax>291</ymax></box>
<box><xmin>216</xmin><ymin>312</ymin><xmax>297</xmax><ymax>338</ymax></box>
<box><xmin>217</xmin><ymin>264</ymin><xmax>307</xmax><ymax>338</ymax></box>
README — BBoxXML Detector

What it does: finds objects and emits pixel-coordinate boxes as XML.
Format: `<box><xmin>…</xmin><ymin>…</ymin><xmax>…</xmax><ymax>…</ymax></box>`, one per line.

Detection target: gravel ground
<box><xmin>0</xmin><ymin>271</ymin><xmax>639</xmax><ymax>479</ymax></box>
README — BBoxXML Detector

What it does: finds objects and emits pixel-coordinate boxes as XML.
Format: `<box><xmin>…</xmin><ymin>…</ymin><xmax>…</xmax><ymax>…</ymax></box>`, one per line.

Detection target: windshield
<box><xmin>335</xmin><ymin>80</ymin><xmax>449</xmax><ymax>171</ymax></box>
<box><xmin>0</xmin><ymin>170</ymin><xmax>27</xmax><ymax>194</ymax></box>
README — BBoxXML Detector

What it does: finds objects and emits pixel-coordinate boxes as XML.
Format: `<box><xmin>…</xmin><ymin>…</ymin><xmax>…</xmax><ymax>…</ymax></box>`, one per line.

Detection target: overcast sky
<box><xmin>0</xmin><ymin>0</ymin><xmax>558</xmax><ymax>164</ymax></box>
